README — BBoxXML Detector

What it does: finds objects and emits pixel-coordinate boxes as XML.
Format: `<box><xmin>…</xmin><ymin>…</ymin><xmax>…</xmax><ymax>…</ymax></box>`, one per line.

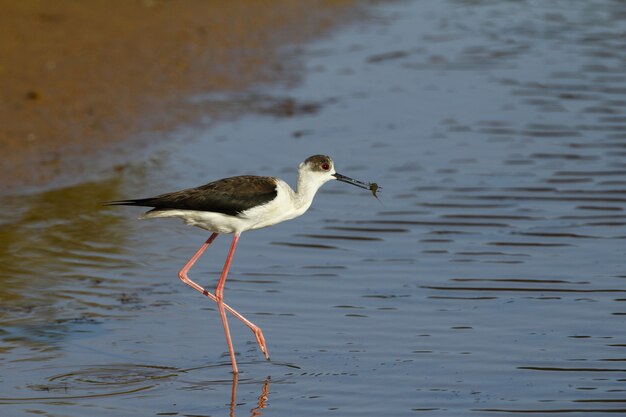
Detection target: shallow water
<box><xmin>2</xmin><ymin>0</ymin><xmax>626</xmax><ymax>415</ymax></box>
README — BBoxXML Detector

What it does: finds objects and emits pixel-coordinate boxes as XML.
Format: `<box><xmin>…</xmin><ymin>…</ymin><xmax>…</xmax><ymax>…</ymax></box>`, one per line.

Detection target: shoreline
<box><xmin>0</xmin><ymin>0</ymin><xmax>364</xmax><ymax>194</ymax></box>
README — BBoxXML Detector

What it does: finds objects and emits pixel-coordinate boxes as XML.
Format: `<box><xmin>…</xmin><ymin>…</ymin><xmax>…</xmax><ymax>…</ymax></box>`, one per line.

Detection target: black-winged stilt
<box><xmin>108</xmin><ymin>155</ymin><xmax>372</xmax><ymax>374</ymax></box>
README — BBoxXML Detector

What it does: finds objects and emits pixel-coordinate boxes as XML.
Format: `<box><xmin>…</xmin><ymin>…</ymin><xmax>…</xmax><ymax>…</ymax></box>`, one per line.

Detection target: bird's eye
<box><xmin>321</xmin><ymin>162</ymin><xmax>330</xmax><ymax>171</ymax></box>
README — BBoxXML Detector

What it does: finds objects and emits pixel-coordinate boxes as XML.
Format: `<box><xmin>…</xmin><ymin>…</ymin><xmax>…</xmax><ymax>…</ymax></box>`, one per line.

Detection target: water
<box><xmin>2</xmin><ymin>0</ymin><xmax>626</xmax><ymax>415</ymax></box>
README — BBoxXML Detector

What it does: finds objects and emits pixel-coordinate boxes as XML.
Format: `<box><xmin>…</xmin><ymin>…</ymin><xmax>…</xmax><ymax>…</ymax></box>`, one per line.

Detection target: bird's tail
<box><xmin>104</xmin><ymin>199</ymin><xmax>166</xmax><ymax>220</ymax></box>
<box><xmin>103</xmin><ymin>198</ymin><xmax>156</xmax><ymax>207</ymax></box>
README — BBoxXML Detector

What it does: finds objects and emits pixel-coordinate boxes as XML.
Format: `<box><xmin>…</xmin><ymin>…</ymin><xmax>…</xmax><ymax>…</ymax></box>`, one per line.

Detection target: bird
<box><xmin>107</xmin><ymin>155</ymin><xmax>372</xmax><ymax>374</ymax></box>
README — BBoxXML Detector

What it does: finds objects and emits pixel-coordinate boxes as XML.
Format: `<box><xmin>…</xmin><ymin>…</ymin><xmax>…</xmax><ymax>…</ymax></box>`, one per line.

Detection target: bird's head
<box><xmin>299</xmin><ymin>155</ymin><xmax>370</xmax><ymax>190</ymax></box>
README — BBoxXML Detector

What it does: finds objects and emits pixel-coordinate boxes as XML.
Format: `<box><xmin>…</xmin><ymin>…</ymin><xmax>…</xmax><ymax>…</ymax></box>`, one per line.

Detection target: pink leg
<box><xmin>229</xmin><ymin>372</ymin><xmax>239</xmax><ymax>417</ymax></box>
<box><xmin>215</xmin><ymin>233</ymin><xmax>240</xmax><ymax>374</ymax></box>
<box><xmin>177</xmin><ymin>233</ymin><xmax>270</xmax><ymax>364</ymax></box>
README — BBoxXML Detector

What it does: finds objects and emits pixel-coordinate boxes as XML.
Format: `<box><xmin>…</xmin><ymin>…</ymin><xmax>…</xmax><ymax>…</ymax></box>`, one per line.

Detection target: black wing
<box><xmin>106</xmin><ymin>175</ymin><xmax>278</xmax><ymax>216</ymax></box>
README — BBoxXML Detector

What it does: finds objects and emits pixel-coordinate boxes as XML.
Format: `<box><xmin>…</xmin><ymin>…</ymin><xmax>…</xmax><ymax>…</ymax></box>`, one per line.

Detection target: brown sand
<box><xmin>0</xmin><ymin>0</ymin><xmax>361</xmax><ymax>193</ymax></box>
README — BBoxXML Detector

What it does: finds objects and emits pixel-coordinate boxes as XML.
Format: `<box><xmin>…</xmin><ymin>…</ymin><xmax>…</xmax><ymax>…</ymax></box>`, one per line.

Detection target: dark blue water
<box><xmin>2</xmin><ymin>1</ymin><xmax>626</xmax><ymax>415</ymax></box>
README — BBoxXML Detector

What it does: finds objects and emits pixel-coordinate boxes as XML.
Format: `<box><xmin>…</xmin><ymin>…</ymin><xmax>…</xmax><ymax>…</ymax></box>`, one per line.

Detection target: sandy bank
<box><xmin>0</xmin><ymin>0</ymin><xmax>361</xmax><ymax>193</ymax></box>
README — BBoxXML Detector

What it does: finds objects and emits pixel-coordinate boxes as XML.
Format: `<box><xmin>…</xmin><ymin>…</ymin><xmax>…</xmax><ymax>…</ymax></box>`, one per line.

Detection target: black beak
<box><xmin>333</xmin><ymin>172</ymin><xmax>371</xmax><ymax>190</ymax></box>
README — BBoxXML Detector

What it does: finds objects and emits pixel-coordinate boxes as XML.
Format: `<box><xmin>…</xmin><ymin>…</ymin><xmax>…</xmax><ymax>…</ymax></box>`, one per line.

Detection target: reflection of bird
<box><xmin>230</xmin><ymin>374</ymin><xmax>270</xmax><ymax>416</ymax></box>
<box><xmin>107</xmin><ymin>155</ymin><xmax>371</xmax><ymax>374</ymax></box>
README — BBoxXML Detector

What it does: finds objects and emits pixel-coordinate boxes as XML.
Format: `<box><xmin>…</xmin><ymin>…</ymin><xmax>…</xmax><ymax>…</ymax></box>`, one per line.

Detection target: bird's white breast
<box><xmin>240</xmin><ymin>179</ymin><xmax>308</xmax><ymax>230</ymax></box>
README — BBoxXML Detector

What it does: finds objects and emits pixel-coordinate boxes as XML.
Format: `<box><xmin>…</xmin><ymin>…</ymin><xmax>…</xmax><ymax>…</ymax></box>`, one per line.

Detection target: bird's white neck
<box><xmin>293</xmin><ymin>171</ymin><xmax>326</xmax><ymax>211</ymax></box>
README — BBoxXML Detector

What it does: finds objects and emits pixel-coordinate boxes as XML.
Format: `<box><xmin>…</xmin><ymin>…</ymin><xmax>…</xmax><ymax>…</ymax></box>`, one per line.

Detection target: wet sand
<box><xmin>0</xmin><ymin>0</ymin><xmax>360</xmax><ymax>193</ymax></box>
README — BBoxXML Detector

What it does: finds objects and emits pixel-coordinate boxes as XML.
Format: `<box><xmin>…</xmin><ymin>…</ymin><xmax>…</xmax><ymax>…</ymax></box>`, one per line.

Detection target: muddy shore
<box><xmin>0</xmin><ymin>0</ymin><xmax>361</xmax><ymax>193</ymax></box>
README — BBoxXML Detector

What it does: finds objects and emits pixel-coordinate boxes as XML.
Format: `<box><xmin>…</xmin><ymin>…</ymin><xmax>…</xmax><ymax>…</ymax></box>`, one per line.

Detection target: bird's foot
<box><xmin>254</xmin><ymin>327</ymin><xmax>270</xmax><ymax>360</ymax></box>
